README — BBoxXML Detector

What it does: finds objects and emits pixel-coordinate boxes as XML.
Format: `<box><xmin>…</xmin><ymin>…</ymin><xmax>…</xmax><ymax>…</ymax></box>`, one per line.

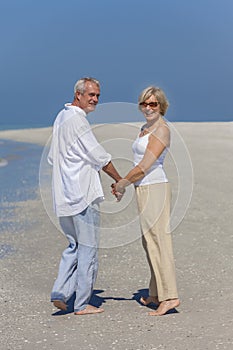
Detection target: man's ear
<box><xmin>75</xmin><ymin>91</ymin><xmax>81</xmax><ymax>101</ymax></box>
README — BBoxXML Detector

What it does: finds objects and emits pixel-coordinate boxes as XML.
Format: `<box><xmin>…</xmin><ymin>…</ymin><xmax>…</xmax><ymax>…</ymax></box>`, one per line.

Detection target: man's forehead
<box><xmin>84</xmin><ymin>82</ymin><xmax>100</xmax><ymax>91</ymax></box>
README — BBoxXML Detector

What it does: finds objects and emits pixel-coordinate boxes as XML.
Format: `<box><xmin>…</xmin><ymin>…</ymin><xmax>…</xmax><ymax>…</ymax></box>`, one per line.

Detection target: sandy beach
<box><xmin>0</xmin><ymin>122</ymin><xmax>233</xmax><ymax>350</ymax></box>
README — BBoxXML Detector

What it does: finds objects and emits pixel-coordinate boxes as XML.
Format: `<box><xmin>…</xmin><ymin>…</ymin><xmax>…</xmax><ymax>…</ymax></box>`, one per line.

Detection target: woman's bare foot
<box><xmin>140</xmin><ymin>296</ymin><xmax>159</xmax><ymax>306</ymax></box>
<box><xmin>74</xmin><ymin>305</ymin><xmax>104</xmax><ymax>315</ymax></box>
<box><xmin>148</xmin><ymin>298</ymin><xmax>180</xmax><ymax>316</ymax></box>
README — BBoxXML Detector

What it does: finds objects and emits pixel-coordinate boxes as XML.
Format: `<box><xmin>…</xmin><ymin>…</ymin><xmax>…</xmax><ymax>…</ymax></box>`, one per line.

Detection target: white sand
<box><xmin>0</xmin><ymin>122</ymin><xmax>233</xmax><ymax>350</ymax></box>
<box><xmin>0</xmin><ymin>127</ymin><xmax>53</xmax><ymax>146</ymax></box>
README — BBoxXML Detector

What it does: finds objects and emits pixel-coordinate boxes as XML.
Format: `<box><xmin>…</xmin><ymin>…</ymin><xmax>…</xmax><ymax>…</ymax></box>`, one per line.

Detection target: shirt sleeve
<box><xmin>47</xmin><ymin>143</ymin><xmax>53</xmax><ymax>165</ymax></box>
<box><xmin>72</xmin><ymin>127</ymin><xmax>111</xmax><ymax>171</ymax></box>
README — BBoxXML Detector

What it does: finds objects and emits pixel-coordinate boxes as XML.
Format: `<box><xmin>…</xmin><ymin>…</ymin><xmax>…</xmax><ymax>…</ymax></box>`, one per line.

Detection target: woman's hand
<box><xmin>111</xmin><ymin>182</ymin><xmax>125</xmax><ymax>202</ymax></box>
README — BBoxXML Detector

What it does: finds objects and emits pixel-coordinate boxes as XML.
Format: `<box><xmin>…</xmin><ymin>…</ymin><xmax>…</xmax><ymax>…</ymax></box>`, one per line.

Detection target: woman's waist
<box><xmin>133</xmin><ymin>161</ymin><xmax>164</xmax><ymax>172</ymax></box>
<box><xmin>134</xmin><ymin>166</ymin><xmax>168</xmax><ymax>186</ymax></box>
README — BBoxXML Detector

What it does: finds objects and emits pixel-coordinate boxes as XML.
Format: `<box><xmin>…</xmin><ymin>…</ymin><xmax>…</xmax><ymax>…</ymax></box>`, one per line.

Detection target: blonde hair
<box><xmin>138</xmin><ymin>86</ymin><xmax>169</xmax><ymax>116</ymax></box>
<box><xmin>74</xmin><ymin>77</ymin><xmax>100</xmax><ymax>94</ymax></box>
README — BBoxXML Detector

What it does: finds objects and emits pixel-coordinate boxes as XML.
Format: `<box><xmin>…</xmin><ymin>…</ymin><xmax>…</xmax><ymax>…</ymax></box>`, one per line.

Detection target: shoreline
<box><xmin>0</xmin><ymin>121</ymin><xmax>232</xmax><ymax>146</ymax></box>
<box><xmin>0</xmin><ymin>158</ymin><xmax>8</xmax><ymax>167</ymax></box>
<box><xmin>0</xmin><ymin>126</ymin><xmax>53</xmax><ymax>146</ymax></box>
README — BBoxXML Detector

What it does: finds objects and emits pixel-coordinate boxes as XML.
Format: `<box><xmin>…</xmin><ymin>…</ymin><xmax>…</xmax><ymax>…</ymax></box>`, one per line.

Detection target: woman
<box><xmin>112</xmin><ymin>86</ymin><xmax>180</xmax><ymax>316</ymax></box>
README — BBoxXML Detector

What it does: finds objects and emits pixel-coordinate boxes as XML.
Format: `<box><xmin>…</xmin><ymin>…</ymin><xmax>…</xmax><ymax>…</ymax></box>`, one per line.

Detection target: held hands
<box><xmin>111</xmin><ymin>182</ymin><xmax>126</xmax><ymax>202</ymax></box>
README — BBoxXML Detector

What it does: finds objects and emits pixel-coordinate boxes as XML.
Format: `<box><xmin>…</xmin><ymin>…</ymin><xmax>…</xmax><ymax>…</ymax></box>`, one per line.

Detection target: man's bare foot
<box><xmin>140</xmin><ymin>296</ymin><xmax>159</xmax><ymax>306</ymax></box>
<box><xmin>53</xmin><ymin>300</ymin><xmax>67</xmax><ymax>311</ymax></box>
<box><xmin>148</xmin><ymin>298</ymin><xmax>180</xmax><ymax>316</ymax></box>
<box><xmin>74</xmin><ymin>305</ymin><xmax>104</xmax><ymax>315</ymax></box>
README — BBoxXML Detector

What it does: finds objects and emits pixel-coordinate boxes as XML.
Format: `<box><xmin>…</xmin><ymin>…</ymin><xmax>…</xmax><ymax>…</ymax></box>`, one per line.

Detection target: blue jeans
<box><xmin>51</xmin><ymin>202</ymin><xmax>100</xmax><ymax>312</ymax></box>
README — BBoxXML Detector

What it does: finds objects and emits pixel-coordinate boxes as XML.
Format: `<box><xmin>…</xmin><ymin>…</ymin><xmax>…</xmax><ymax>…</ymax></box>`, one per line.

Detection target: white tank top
<box><xmin>132</xmin><ymin>131</ymin><xmax>168</xmax><ymax>186</ymax></box>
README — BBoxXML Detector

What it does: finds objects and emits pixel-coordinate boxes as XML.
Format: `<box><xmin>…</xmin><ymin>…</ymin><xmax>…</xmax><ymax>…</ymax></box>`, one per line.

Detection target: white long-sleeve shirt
<box><xmin>48</xmin><ymin>104</ymin><xmax>111</xmax><ymax>217</ymax></box>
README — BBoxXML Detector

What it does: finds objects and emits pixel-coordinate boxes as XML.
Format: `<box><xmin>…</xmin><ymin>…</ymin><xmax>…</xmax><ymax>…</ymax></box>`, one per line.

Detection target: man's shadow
<box><xmin>52</xmin><ymin>288</ymin><xmax>178</xmax><ymax>315</ymax></box>
<box><xmin>51</xmin><ymin>289</ymin><xmax>132</xmax><ymax>316</ymax></box>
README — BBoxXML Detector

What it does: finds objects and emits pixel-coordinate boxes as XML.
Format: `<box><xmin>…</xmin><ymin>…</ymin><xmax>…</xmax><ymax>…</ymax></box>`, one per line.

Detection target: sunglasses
<box><xmin>139</xmin><ymin>102</ymin><xmax>160</xmax><ymax>108</ymax></box>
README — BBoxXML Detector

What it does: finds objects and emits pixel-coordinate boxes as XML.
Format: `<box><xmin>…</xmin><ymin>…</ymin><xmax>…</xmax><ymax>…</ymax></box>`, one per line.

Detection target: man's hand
<box><xmin>111</xmin><ymin>183</ymin><xmax>125</xmax><ymax>202</ymax></box>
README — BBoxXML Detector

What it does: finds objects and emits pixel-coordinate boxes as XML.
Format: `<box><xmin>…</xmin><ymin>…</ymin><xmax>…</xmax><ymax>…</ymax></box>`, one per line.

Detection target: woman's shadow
<box><xmin>132</xmin><ymin>288</ymin><xmax>179</xmax><ymax>314</ymax></box>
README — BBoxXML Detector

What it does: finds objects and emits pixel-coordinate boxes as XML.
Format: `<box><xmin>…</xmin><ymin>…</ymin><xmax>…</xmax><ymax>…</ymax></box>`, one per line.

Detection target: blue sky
<box><xmin>0</xmin><ymin>0</ymin><xmax>233</xmax><ymax>128</ymax></box>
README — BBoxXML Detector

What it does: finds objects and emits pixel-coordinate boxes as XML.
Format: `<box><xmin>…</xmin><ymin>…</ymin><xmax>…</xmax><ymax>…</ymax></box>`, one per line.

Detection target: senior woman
<box><xmin>112</xmin><ymin>86</ymin><xmax>180</xmax><ymax>316</ymax></box>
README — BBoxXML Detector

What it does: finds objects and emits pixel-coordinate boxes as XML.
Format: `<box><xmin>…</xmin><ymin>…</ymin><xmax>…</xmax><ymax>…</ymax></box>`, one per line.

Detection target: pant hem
<box><xmin>51</xmin><ymin>292</ymin><xmax>66</xmax><ymax>303</ymax></box>
<box><xmin>158</xmin><ymin>295</ymin><xmax>179</xmax><ymax>302</ymax></box>
<box><xmin>74</xmin><ymin>304</ymin><xmax>88</xmax><ymax>313</ymax></box>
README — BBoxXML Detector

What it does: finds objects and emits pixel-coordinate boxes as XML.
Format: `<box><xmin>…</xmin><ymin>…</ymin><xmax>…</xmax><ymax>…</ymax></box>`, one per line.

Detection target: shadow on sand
<box><xmin>52</xmin><ymin>288</ymin><xmax>179</xmax><ymax>316</ymax></box>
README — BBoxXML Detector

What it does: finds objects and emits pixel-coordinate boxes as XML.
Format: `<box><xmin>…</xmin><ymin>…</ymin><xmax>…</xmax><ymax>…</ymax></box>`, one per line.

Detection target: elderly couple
<box><xmin>48</xmin><ymin>77</ymin><xmax>180</xmax><ymax>316</ymax></box>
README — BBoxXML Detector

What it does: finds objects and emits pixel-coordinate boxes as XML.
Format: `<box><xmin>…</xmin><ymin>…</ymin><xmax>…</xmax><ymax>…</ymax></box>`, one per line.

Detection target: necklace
<box><xmin>141</xmin><ymin>117</ymin><xmax>163</xmax><ymax>136</ymax></box>
<box><xmin>140</xmin><ymin>128</ymin><xmax>150</xmax><ymax>136</ymax></box>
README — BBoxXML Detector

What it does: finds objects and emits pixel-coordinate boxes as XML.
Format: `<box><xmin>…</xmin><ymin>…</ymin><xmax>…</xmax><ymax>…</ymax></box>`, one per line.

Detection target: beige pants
<box><xmin>136</xmin><ymin>182</ymin><xmax>178</xmax><ymax>301</ymax></box>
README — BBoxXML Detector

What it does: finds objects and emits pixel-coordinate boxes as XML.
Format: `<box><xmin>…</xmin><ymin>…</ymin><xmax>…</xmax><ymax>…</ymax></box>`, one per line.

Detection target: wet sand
<box><xmin>0</xmin><ymin>122</ymin><xmax>233</xmax><ymax>350</ymax></box>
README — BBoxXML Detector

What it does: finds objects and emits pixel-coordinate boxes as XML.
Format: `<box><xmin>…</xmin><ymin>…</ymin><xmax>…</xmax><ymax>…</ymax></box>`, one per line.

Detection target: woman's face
<box><xmin>139</xmin><ymin>95</ymin><xmax>161</xmax><ymax>122</ymax></box>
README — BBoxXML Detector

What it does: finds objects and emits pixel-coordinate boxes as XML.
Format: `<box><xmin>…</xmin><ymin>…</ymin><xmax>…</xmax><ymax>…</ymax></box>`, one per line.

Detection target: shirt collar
<box><xmin>64</xmin><ymin>103</ymin><xmax>87</xmax><ymax>117</ymax></box>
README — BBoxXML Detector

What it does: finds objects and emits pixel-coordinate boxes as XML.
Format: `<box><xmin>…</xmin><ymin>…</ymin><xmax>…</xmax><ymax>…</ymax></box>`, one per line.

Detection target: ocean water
<box><xmin>0</xmin><ymin>139</ymin><xmax>43</xmax><ymax>202</ymax></box>
<box><xmin>0</xmin><ymin>139</ymin><xmax>44</xmax><ymax>247</ymax></box>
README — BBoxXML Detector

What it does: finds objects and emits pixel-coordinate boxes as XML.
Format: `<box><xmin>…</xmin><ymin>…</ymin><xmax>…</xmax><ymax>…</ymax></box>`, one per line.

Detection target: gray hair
<box><xmin>74</xmin><ymin>77</ymin><xmax>100</xmax><ymax>94</ymax></box>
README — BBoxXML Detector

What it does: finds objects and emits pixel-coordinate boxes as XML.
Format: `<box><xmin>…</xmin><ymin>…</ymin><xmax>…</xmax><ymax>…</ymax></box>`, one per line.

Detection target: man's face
<box><xmin>76</xmin><ymin>82</ymin><xmax>100</xmax><ymax>114</ymax></box>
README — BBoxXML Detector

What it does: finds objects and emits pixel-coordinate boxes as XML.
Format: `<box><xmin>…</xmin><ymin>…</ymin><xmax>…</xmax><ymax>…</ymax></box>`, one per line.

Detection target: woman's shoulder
<box><xmin>149</xmin><ymin>120</ymin><xmax>170</xmax><ymax>147</ymax></box>
<box><xmin>152</xmin><ymin>120</ymin><xmax>170</xmax><ymax>136</ymax></box>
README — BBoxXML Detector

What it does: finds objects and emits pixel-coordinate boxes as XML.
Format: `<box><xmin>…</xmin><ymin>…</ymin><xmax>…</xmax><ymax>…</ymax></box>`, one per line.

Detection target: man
<box><xmin>48</xmin><ymin>77</ymin><xmax>121</xmax><ymax>315</ymax></box>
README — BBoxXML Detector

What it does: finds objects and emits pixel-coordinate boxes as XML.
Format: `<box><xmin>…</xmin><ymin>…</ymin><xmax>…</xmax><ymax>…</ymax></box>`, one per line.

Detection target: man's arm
<box><xmin>102</xmin><ymin>161</ymin><xmax>122</xmax><ymax>182</ymax></box>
